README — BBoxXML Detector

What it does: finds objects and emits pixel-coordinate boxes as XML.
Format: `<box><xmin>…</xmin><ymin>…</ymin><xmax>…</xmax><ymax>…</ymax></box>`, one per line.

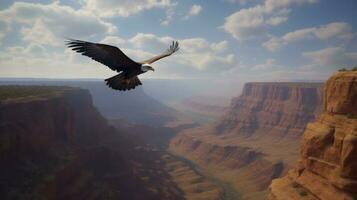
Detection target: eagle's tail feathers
<box><xmin>105</xmin><ymin>74</ymin><xmax>142</xmax><ymax>91</ymax></box>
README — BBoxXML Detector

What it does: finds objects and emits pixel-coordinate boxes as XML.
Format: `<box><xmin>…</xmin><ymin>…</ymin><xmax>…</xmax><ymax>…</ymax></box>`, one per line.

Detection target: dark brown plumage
<box><xmin>65</xmin><ymin>39</ymin><xmax>179</xmax><ymax>91</ymax></box>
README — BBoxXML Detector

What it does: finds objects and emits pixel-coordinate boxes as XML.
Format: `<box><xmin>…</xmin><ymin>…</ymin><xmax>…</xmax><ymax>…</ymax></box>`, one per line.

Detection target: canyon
<box><xmin>1</xmin><ymin>71</ymin><xmax>355</xmax><ymax>200</ymax></box>
<box><xmin>169</xmin><ymin>82</ymin><xmax>324</xmax><ymax>199</ymax></box>
<box><xmin>268</xmin><ymin>71</ymin><xmax>357</xmax><ymax>200</ymax></box>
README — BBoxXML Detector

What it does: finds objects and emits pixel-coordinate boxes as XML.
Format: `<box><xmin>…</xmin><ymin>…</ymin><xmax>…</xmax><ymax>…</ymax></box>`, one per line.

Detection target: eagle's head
<box><xmin>141</xmin><ymin>64</ymin><xmax>155</xmax><ymax>72</ymax></box>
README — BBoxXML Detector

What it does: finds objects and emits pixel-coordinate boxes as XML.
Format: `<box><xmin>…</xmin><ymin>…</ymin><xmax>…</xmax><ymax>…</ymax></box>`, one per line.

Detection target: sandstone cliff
<box><xmin>215</xmin><ymin>82</ymin><xmax>323</xmax><ymax>138</ymax></box>
<box><xmin>0</xmin><ymin>86</ymin><xmax>183</xmax><ymax>200</ymax></box>
<box><xmin>170</xmin><ymin>82</ymin><xmax>324</xmax><ymax>199</ymax></box>
<box><xmin>268</xmin><ymin>71</ymin><xmax>357</xmax><ymax>200</ymax></box>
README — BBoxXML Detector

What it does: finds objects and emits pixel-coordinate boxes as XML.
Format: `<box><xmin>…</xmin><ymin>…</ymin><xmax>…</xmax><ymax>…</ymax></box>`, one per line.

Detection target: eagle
<box><xmin>65</xmin><ymin>39</ymin><xmax>179</xmax><ymax>91</ymax></box>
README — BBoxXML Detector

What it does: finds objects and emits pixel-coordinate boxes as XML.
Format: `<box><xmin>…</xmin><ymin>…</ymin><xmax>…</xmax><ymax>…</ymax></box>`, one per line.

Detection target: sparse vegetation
<box><xmin>292</xmin><ymin>181</ymin><xmax>301</xmax><ymax>188</ymax></box>
<box><xmin>338</xmin><ymin>66</ymin><xmax>357</xmax><ymax>72</ymax></box>
<box><xmin>299</xmin><ymin>190</ymin><xmax>308</xmax><ymax>196</ymax></box>
<box><xmin>0</xmin><ymin>86</ymin><xmax>71</xmax><ymax>100</ymax></box>
<box><xmin>347</xmin><ymin>114</ymin><xmax>357</xmax><ymax>119</ymax></box>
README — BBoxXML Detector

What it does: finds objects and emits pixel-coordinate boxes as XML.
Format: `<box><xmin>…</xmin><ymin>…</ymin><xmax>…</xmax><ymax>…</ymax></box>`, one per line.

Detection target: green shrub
<box><xmin>292</xmin><ymin>181</ymin><xmax>300</xmax><ymax>188</ymax></box>
<box><xmin>299</xmin><ymin>190</ymin><xmax>308</xmax><ymax>196</ymax></box>
<box><xmin>347</xmin><ymin>114</ymin><xmax>357</xmax><ymax>119</ymax></box>
<box><xmin>0</xmin><ymin>86</ymin><xmax>70</xmax><ymax>100</ymax></box>
<box><xmin>338</xmin><ymin>68</ymin><xmax>347</xmax><ymax>72</ymax></box>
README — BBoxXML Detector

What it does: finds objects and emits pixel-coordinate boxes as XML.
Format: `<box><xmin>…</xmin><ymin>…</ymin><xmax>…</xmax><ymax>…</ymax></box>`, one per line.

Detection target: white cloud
<box><xmin>210</xmin><ymin>40</ymin><xmax>228</xmax><ymax>53</ymax></box>
<box><xmin>189</xmin><ymin>4</ymin><xmax>202</xmax><ymax>16</ymax></box>
<box><xmin>160</xmin><ymin>6</ymin><xmax>175</xmax><ymax>26</ymax></box>
<box><xmin>0</xmin><ymin>42</ymin><xmax>114</xmax><ymax>78</ymax></box>
<box><xmin>179</xmin><ymin>38</ymin><xmax>210</xmax><ymax>53</ymax></box>
<box><xmin>183</xmin><ymin>4</ymin><xmax>202</xmax><ymax>20</ymax></box>
<box><xmin>0</xmin><ymin>20</ymin><xmax>9</xmax><ymax>41</ymax></box>
<box><xmin>264</xmin><ymin>0</ymin><xmax>318</xmax><ymax>12</ymax></box>
<box><xmin>0</xmin><ymin>1</ymin><xmax>117</xmax><ymax>46</ymax></box>
<box><xmin>221</xmin><ymin>5</ymin><xmax>286</xmax><ymax>41</ymax></box>
<box><xmin>251</xmin><ymin>58</ymin><xmax>278</xmax><ymax>70</ymax></box>
<box><xmin>266</xmin><ymin>14</ymin><xmax>289</xmax><ymax>26</ymax></box>
<box><xmin>263</xmin><ymin>22</ymin><xmax>354</xmax><ymax>51</ymax></box>
<box><xmin>82</xmin><ymin>0</ymin><xmax>173</xmax><ymax>17</ymax></box>
<box><xmin>224</xmin><ymin>0</ymin><xmax>258</xmax><ymax>4</ymax></box>
<box><xmin>314</xmin><ymin>22</ymin><xmax>354</xmax><ymax>39</ymax></box>
<box><xmin>302</xmin><ymin>47</ymin><xmax>357</xmax><ymax>70</ymax></box>
<box><xmin>20</xmin><ymin>20</ymin><xmax>59</xmax><ymax>45</ymax></box>
<box><xmin>221</xmin><ymin>0</ymin><xmax>317</xmax><ymax>41</ymax></box>
<box><xmin>81</xmin><ymin>0</ymin><xmax>177</xmax><ymax>26</ymax></box>
<box><xmin>127</xmin><ymin>33</ymin><xmax>235</xmax><ymax>72</ymax></box>
<box><xmin>129</xmin><ymin>33</ymin><xmax>173</xmax><ymax>52</ymax></box>
<box><xmin>176</xmin><ymin>53</ymin><xmax>235</xmax><ymax>71</ymax></box>
<box><xmin>100</xmin><ymin>36</ymin><xmax>126</xmax><ymax>46</ymax></box>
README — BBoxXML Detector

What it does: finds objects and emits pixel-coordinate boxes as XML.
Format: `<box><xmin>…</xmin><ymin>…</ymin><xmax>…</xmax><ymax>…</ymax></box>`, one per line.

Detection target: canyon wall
<box><xmin>0</xmin><ymin>86</ymin><xmax>183</xmax><ymax>200</ymax></box>
<box><xmin>215</xmin><ymin>82</ymin><xmax>323</xmax><ymax>138</ymax></box>
<box><xmin>268</xmin><ymin>71</ymin><xmax>357</xmax><ymax>200</ymax></box>
<box><xmin>0</xmin><ymin>87</ymin><xmax>107</xmax><ymax>159</ymax></box>
<box><xmin>170</xmin><ymin>82</ymin><xmax>324</xmax><ymax>199</ymax></box>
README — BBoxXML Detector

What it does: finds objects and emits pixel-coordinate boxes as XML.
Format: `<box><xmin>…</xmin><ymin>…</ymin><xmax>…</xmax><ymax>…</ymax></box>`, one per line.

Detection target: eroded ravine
<box><xmin>167</xmin><ymin>152</ymin><xmax>241</xmax><ymax>200</ymax></box>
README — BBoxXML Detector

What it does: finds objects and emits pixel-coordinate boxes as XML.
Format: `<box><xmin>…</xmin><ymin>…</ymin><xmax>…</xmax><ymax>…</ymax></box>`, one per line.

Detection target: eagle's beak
<box><xmin>149</xmin><ymin>67</ymin><xmax>155</xmax><ymax>71</ymax></box>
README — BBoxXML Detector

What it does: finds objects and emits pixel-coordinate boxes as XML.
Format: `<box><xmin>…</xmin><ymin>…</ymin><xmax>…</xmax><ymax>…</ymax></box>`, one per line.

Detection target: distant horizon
<box><xmin>0</xmin><ymin>76</ymin><xmax>327</xmax><ymax>82</ymax></box>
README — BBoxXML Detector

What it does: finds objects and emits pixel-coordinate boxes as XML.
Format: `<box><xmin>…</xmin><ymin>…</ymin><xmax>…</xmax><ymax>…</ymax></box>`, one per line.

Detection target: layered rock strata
<box><xmin>215</xmin><ymin>82</ymin><xmax>324</xmax><ymax>138</ymax></box>
<box><xmin>268</xmin><ymin>71</ymin><xmax>357</xmax><ymax>200</ymax></box>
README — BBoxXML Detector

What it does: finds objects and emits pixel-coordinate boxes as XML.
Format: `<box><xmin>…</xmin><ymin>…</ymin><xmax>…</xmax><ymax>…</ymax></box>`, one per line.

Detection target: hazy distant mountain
<box><xmin>142</xmin><ymin>79</ymin><xmax>243</xmax><ymax>105</ymax></box>
<box><xmin>142</xmin><ymin>79</ymin><xmax>211</xmax><ymax>104</ymax></box>
<box><xmin>0</xmin><ymin>79</ymin><xmax>176</xmax><ymax>126</ymax></box>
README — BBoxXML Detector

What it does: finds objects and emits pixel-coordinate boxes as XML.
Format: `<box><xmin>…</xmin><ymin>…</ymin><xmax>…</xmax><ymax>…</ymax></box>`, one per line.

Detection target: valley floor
<box><xmin>110</xmin><ymin>120</ymin><xmax>241</xmax><ymax>200</ymax></box>
<box><xmin>163</xmin><ymin>153</ymin><xmax>227</xmax><ymax>200</ymax></box>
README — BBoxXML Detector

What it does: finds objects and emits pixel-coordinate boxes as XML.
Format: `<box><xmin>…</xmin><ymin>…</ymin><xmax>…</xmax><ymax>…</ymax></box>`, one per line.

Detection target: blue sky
<box><xmin>0</xmin><ymin>0</ymin><xmax>356</xmax><ymax>82</ymax></box>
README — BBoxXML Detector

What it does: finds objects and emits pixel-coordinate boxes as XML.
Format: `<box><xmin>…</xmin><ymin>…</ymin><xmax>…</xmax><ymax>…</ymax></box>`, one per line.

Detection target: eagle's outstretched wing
<box><xmin>65</xmin><ymin>39</ymin><xmax>140</xmax><ymax>72</ymax></box>
<box><xmin>140</xmin><ymin>41</ymin><xmax>179</xmax><ymax>64</ymax></box>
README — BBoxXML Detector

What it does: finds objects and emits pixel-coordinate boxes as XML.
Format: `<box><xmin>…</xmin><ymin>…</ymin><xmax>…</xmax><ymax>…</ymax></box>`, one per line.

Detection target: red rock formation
<box><xmin>215</xmin><ymin>82</ymin><xmax>323</xmax><ymax>138</ymax></box>
<box><xmin>268</xmin><ymin>71</ymin><xmax>357</xmax><ymax>200</ymax></box>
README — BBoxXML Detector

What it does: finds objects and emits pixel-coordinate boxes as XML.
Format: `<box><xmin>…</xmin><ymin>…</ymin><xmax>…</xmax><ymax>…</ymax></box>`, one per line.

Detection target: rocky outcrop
<box><xmin>215</xmin><ymin>82</ymin><xmax>324</xmax><ymax>138</ymax></box>
<box><xmin>268</xmin><ymin>71</ymin><xmax>357</xmax><ymax>200</ymax></box>
<box><xmin>0</xmin><ymin>87</ymin><xmax>111</xmax><ymax>159</ymax></box>
<box><xmin>0</xmin><ymin>86</ymin><xmax>183</xmax><ymax>200</ymax></box>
